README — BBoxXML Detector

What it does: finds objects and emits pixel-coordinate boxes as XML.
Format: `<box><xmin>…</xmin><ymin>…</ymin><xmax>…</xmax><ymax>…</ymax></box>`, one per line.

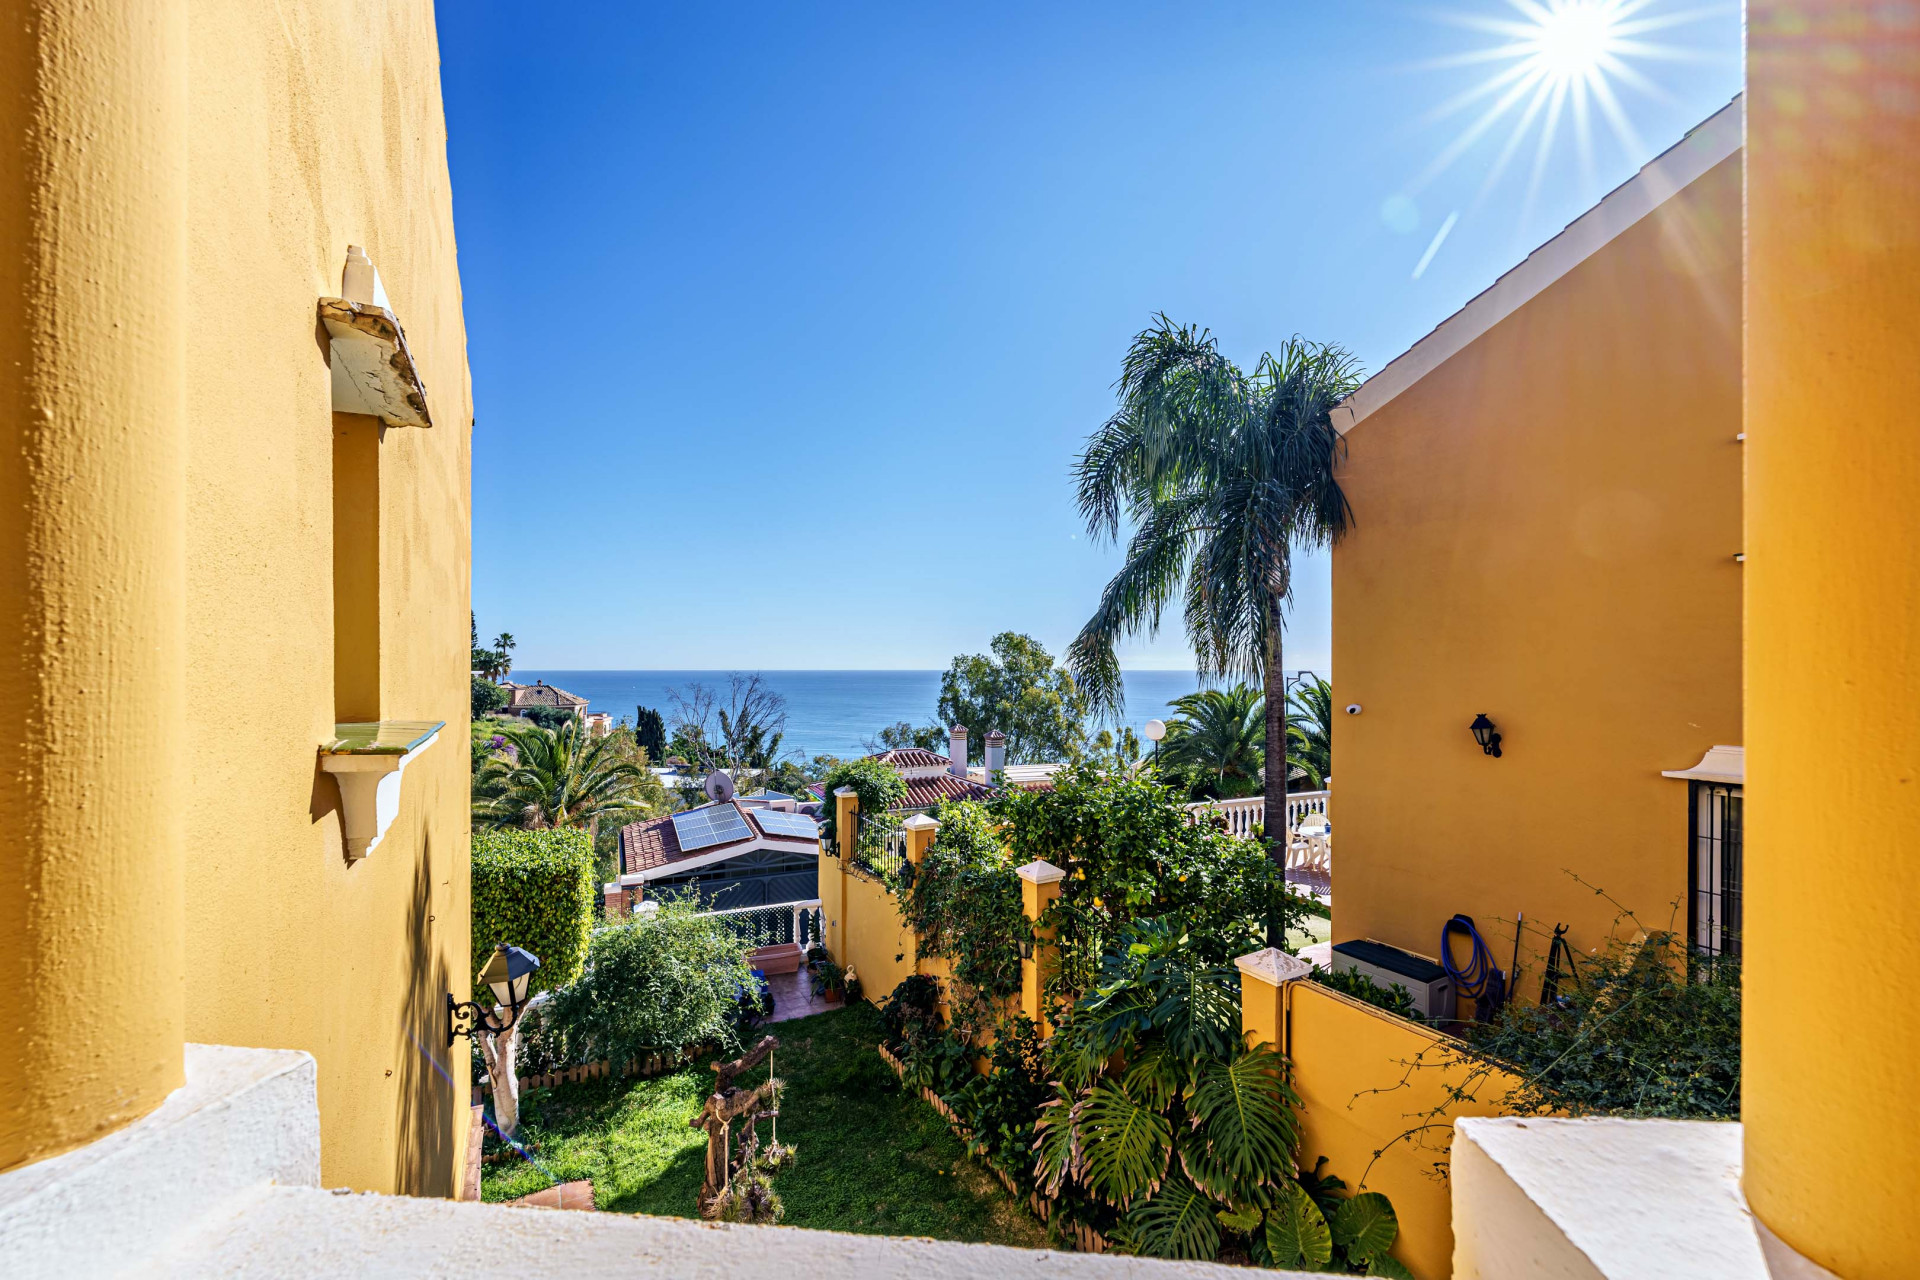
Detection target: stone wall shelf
<box><xmin>318</xmin><ymin>720</ymin><xmax>442</xmax><ymax>860</ymax></box>
<box><xmin>318</xmin><ymin>296</ymin><xmax>433</xmax><ymax>428</ymax></box>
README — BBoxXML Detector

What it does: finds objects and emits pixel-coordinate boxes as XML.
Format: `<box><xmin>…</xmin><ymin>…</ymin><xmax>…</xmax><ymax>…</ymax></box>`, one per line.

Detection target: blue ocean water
<box><xmin>504</xmin><ymin>669</ymin><xmax>1204</xmax><ymax>761</ymax></box>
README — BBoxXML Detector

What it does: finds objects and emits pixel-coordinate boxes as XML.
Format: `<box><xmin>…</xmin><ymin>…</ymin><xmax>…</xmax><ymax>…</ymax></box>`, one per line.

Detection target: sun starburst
<box><xmin>1396</xmin><ymin>0</ymin><xmax>1733</xmax><ymax>275</ymax></box>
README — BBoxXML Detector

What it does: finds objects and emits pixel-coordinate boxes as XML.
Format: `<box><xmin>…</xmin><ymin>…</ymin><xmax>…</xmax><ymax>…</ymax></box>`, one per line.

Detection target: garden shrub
<box><xmin>1463</xmin><ymin>927</ymin><xmax>1740</xmax><ymax>1118</ymax></box>
<box><xmin>895</xmin><ymin>800</ymin><xmax>1029</xmax><ymax>1033</ymax></box>
<box><xmin>544</xmin><ymin>897</ymin><xmax>754</xmax><ymax>1068</ymax></box>
<box><xmin>816</xmin><ymin>756</ymin><xmax>907</xmax><ymax>866</ymax></box>
<box><xmin>472</xmin><ymin>673</ymin><xmax>509</xmax><ymax>718</ymax></box>
<box><xmin>951</xmin><ymin>1014</ymin><xmax>1049</xmax><ymax>1192</ymax></box>
<box><xmin>996</xmin><ymin>762</ymin><xmax>1304</xmax><ymax>1004</ymax></box>
<box><xmin>471</xmin><ymin>827</ymin><xmax>597</xmax><ymax>1000</ymax></box>
<box><xmin>1311</xmin><ymin>965</ymin><xmax>1426</xmax><ymax>1023</ymax></box>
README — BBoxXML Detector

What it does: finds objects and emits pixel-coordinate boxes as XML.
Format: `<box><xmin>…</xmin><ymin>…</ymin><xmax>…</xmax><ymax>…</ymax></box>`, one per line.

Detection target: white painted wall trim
<box><xmin>1330</xmin><ymin>97</ymin><xmax>1743</xmax><ymax>435</ymax></box>
<box><xmin>1661</xmin><ymin>745</ymin><xmax>1744</xmax><ymax>785</ymax></box>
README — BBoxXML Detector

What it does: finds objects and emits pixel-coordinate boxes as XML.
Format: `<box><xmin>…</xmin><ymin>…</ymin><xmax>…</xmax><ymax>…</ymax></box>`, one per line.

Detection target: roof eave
<box><xmin>1330</xmin><ymin>96</ymin><xmax>1743</xmax><ymax>436</ymax></box>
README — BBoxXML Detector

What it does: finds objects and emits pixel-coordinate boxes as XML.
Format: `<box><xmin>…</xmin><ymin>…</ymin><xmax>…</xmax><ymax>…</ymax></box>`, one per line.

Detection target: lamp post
<box><xmin>447</xmin><ymin>943</ymin><xmax>541</xmax><ymax>1046</ymax></box>
<box><xmin>1143</xmin><ymin>718</ymin><xmax>1166</xmax><ymax>773</ymax></box>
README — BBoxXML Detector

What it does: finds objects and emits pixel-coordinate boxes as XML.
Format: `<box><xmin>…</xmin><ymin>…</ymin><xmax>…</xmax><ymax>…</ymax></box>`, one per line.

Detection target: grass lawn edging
<box><xmin>874</xmin><ymin>1042</ymin><xmax>1111</xmax><ymax>1255</ymax></box>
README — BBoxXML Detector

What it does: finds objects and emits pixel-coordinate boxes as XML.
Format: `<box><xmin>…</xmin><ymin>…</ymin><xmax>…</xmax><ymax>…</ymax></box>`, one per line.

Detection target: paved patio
<box><xmin>761</xmin><ymin>967</ymin><xmax>841</xmax><ymax>1023</ymax></box>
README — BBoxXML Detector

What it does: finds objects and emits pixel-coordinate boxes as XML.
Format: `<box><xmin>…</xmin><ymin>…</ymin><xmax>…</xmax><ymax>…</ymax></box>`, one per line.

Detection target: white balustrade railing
<box><xmin>692</xmin><ymin>898</ymin><xmax>825</xmax><ymax>949</ymax></box>
<box><xmin>1184</xmin><ymin>791</ymin><xmax>1332</xmax><ymax>884</ymax></box>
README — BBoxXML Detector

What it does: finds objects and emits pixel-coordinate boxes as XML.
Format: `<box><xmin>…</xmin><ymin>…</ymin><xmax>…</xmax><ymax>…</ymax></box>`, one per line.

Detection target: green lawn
<box><xmin>481</xmin><ymin>1003</ymin><xmax>1047</xmax><ymax>1247</ymax></box>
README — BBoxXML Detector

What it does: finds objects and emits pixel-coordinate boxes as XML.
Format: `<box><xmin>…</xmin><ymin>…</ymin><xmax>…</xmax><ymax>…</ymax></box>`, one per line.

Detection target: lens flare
<box><xmin>1397</xmin><ymin>0</ymin><xmax>1732</xmax><ymax>273</ymax></box>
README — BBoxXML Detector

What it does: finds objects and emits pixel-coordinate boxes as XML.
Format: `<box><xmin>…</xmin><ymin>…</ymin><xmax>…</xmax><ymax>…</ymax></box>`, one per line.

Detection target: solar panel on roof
<box><xmin>753</xmin><ymin>809</ymin><xmax>818</xmax><ymax>840</ymax></box>
<box><xmin>671</xmin><ymin>804</ymin><xmax>752</xmax><ymax>853</ymax></box>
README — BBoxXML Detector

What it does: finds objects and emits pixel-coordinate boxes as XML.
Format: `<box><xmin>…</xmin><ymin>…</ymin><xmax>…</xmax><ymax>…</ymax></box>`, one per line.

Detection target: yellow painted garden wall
<box><xmin>1330</xmin><ymin>152</ymin><xmax>1743</xmax><ymax>976</ymax></box>
<box><xmin>179</xmin><ymin>0</ymin><xmax>473</xmax><ymax>1197</ymax></box>
<box><xmin>0</xmin><ymin>0</ymin><xmax>471</xmax><ymax>1191</ymax></box>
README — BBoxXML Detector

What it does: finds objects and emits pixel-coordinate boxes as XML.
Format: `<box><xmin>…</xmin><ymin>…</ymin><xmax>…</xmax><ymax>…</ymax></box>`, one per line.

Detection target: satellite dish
<box><xmin>703</xmin><ymin>770</ymin><xmax>736</xmax><ymax>805</ymax></box>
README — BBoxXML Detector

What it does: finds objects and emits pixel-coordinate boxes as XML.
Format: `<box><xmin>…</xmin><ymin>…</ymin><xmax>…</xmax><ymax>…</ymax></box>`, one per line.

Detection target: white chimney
<box><xmin>985</xmin><ymin>730</ymin><xmax>1006</xmax><ymax>779</ymax></box>
<box><xmin>948</xmin><ymin>725</ymin><xmax>969</xmax><ymax>777</ymax></box>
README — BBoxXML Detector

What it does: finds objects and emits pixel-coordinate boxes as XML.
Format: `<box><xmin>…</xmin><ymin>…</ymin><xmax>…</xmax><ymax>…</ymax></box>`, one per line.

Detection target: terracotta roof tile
<box><xmin>898</xmin><ymin>773</ymin><xmax>1000</xmax><ymax>809</ymax></box>
<box><xmin>505</xmin><ymin>682</ymin><xmax>587</xmax><ymax>710</ymax></box>
<box><xmin>870</xmin><ymin>747</ymin><xmax>952</xmax><ymax>769</ymax></box>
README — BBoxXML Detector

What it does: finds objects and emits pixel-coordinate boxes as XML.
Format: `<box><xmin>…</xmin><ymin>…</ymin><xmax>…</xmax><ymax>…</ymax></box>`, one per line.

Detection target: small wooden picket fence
<box><xmin>472</xmin><ymin>1048</ymin><xmax>693</xmax><ymax>1107</ymax></box>
<box><xmin>875</xmin><ymin>1043</ymin><xmax>1109</xmax><ymax>1255</ymax></box>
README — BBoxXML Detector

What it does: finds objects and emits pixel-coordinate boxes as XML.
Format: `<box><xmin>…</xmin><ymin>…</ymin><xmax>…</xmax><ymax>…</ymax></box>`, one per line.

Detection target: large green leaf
<box><xmin>1263</xmin><ymin>1178</ymin><xmax>1333</xmax><ymax>1268</ymax></box>
<box><xmin>1332</xmin><ymin>1191</ymin><xmax>1400</xmax><ymax>1263</ymax></box>
<box><xmin>1181</xmin><ymin>1046</ymin><xmax>1299</xmax><ymax>1203</ymax></box>
<box><xmin>1077</xmin><ymin>1081</ymin><xmax>1172</xmax><ymax>1207</ymax></box>
<box><xmin>1120</xmin><ymin>1040</ymin><xmax>1182</xmax><ymax>1112</ymax></box>
<box><xmin>1367</xmin><ymin>1253</ymin><xmax>1416</xmax><ymax>1279</ymax></box>
<box><xmin>1031</xmin><ymin>1084</ymin><xmax>1082</xmax><ymax>1198</ymax></box>
<box><xmin>1118</xmin><ymin>1178</ymin><xmax>1222</xmax><ymax>1261</ymax></box>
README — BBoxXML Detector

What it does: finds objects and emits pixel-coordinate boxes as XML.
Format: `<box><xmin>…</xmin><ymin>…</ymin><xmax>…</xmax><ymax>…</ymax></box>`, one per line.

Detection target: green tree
<box><xmin>1160</xmin><ymin>685</ymin><xmax>1265</xmax><ymax>799</ymax></box>
<box><xmin>1286</xmin><ymin>674</ymin><xmax>1333</xmax><ymax>788</ymax></box>
<box><xmin>937</xmin><ymin>632</ymin><xmax>1087</xmax><ymax>765</ymax></box>
<box><xmin>472</xmin><ymin>673</ymin><xmax>509</xmax><ymax>719</ymax></box>
<box><xmin>1069</xmin><ymin>318</ymin><xmax>1361</xmax><ymax>942</ymax></box>
<box><xmin>868</xmin><ymin>720</ymin><xmax>947</xmax><ymax>753</ymax></box>
<box><xmin>490</xmin><ymin>631</ymin><xmax>517</xmax><ymax>679</ymax></box>
<box><xmin>634</xmin><ymin>705</ymin><xmax>667</xmax><ymax>760</ymax></box>
<box><xmin>524</xmin><ymin>705</ymin><xmax>576</xmax><ymax>733</ymax></box>
<box><xmin>472</xmin><ymin>720</ymin><xmax>651</xmax><ymax>831</ymax></box>
<box><xmin>470</xmin><ymin>827</ymin><xmax>596</xmax><ymax>1135</ymax></box>
<box><xmin>542</xmin><ymin>898</ymin><xmax>755</xmax><ymax>1071</ymax></box>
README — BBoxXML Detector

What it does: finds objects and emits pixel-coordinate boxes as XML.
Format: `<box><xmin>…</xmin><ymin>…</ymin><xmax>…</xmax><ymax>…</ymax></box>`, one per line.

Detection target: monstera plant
<box><xmin>1032</xmin><ymin>923</ymin><xmax>1409</xmax><ymax>1275</ymax></box>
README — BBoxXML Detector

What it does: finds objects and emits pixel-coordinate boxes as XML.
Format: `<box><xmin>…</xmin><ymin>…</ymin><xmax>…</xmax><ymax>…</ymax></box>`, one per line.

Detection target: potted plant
<box><xmin>812</xmin><ymin>958</ymin><xmax>845</xmax><ymax>1003</ymax></box>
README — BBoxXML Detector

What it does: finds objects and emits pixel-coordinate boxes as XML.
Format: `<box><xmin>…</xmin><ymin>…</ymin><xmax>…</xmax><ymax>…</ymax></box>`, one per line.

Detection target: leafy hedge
<box><xmin>471</xmin><ymin>827</ymin><xmax>597</xmax><ymax>1002</ymax></box>
<box><xmin>896</xmin><ymin>800</ymin><xmax>1028</xmax><ymax>1032</ymax></box>
<box><xmin>541</xmin><ymin>897</ymin><xmax>754</xmax><ymax>1067</ymax></box>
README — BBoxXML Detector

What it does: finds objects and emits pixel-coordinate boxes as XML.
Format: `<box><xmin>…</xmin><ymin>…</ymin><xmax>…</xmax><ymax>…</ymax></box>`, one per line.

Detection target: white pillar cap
<box><xmin>901</xmin><ymin>814</ymin><xmax>941</xmax><ymax>831</ymax></box>
<box><xmin>1016</xmin><ymin>859</ymin><xmax>1067</xmax><ymax>885</ymax></box>
<box><xmin>1234</xmin><ymin>948</ymin><xmax>1314</xmax><ymax>986</ymax></box>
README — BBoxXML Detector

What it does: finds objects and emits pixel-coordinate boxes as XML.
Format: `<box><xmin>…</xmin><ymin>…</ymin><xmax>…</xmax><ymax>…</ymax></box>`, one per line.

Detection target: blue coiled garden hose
<box><xmin>1442</xmin><ymin>913</ymin><xmax>1508</xmax><ymax>1022</ymax></box>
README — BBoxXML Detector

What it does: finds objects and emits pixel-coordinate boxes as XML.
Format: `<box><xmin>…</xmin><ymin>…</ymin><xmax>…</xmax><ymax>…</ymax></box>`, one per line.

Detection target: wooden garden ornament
<box><xmin>689</xmin><ymin>1034</ymin><xmax>782</xmax><ymax>1210</ymax></box>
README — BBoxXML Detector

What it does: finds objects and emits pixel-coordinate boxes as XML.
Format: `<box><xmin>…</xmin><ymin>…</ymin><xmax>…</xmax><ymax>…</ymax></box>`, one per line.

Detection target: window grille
<box><xmin>1689</xmin><ymin>781</ymin><xmax>1743</xmax><ymax>958</ymax></box>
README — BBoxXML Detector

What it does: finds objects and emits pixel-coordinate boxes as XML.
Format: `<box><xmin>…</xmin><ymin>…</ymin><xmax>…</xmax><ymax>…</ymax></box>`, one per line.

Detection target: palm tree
<box><xmin>1286</xmin><ymin>674</ymin><xmax>1334</xmax><ymax>789</ymax></box>
<box><xmin>489</xmin><ymin>632</ymin><xmax>517</xmax><ymax>682</ymax></box>
<box><xmin>1161</xmin><ymin>686</ymin><xmax>1265</xmax><ymax>797</ymax></box>
<box><xmin>473</xmin><ymin>719</ymin><xmax>650</xmax><ymax>830</ymax></box>
<box><xmin>1070</xmin><ymin>317</ymin><xmax>1361</xmax><ymax>941</ymax></box>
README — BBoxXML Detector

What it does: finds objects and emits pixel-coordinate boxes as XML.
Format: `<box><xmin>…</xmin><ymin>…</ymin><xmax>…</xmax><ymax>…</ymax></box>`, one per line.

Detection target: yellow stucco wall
<box><xmin>1330</xmin><ymin>153</ymin><xmax>1743</xmax><ymax>979</ymax></box>
<box><xmin>1744</xmin><ymin>7</ymin><xmax>1920</xmax><ymax>1274</ymax></box>
<box><xmin>0</xmin><ymin>0</ymin><xmax>190</xmax><ymax>1173</ymax></box>
<box><xmin>1283</xmin><ymin>983</ymin><xmax>1519</xmax><ymax>1280</ymax></box>
<box><xmin>177</xmin><ymin>0</ymin><xmax>472</xmax><ymax>1196</ymax></box>
<box><xmin>1</xmin><ymin>0</ymin><xmax>471</xmax><ymax>1188</ymax></box>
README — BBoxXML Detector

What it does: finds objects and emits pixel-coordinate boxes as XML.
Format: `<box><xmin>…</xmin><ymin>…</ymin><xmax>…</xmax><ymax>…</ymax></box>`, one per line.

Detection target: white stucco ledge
<box><xmin>1234</xmin><ymin>947</ymin><xmax>1314</xmax><ymax>987</ymax></box>
<box><xmin>1016</xmin><ymin>859</ymin><xmax>1066</xmax><ymax>885</ymax></box>
<box><xmin>1451</xmin><ymin>1117</ymin><xmax>1840</xmax><ymax>1280</ymax></box>
<box><xmin>319</xmin><ymin>720</ymin><xmax>442</xmax><ymax>860</ymax></box>
<box><xmin>0</xmin><ymin>1044</ymin><xmax>319</xmax><ymax>1280</ymax></box>
<box><xmin>154</xmin><ymin>1186</ymin><xmax>1327</xmax><ymax>1279</ymax></box>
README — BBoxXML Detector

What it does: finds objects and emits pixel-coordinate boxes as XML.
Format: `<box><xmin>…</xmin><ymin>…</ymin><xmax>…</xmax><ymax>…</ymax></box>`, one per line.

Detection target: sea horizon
<box><xmin>505</xmin><ymin>668</ymin><xmax>1215</xmax><ymax>761</ymax></box>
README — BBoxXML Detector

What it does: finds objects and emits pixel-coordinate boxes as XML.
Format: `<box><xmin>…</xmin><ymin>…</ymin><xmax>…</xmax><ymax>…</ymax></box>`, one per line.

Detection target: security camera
<box><xmin>1345</xmin><ymin>704</ymin><xmax>1362</xmax><ymax>716</ymax></box>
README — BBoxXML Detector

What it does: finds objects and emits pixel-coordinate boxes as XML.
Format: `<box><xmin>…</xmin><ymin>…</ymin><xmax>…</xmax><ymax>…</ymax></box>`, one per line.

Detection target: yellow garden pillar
<box><xmin>827</xmin><ymin>787</ymin><xmax>858</xmax><ymax>962</ymax></box>
<box><xmin>901</xmin><ymin>813</ymin><xmax>940</xmax><ymax>866</ymax></box>
<box><xmin>1746</xmin><ymin>6</ymin><xmax>1920</xmax><ymax>1274</ymax></box>
<box><xmin>1234</xmin><ymin>948</ymin><xmax>1313</xmax><ymax>1056</ymax></box>
<box><xmin>0</xmin><ymin>0</ymin><xmax>188</xmax><ymax>1173</ymax></box>
<box><xmin>1016</xmin><ymin>860</ymin><xmax>1065</xmax><ymax>1032</ymax></box>
<box><xmin>901</xmin><ymin>814</ymin><xmax>939</xmax><ymax>978</ymax></box>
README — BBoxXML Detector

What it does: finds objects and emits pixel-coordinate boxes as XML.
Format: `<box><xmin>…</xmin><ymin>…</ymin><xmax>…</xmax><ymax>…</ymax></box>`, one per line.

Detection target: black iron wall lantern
<box><xmin>447</xmin><ymin>943</ymin><xmax>541</xmax><ymax>1046</ymax></box>
<box><xmin>1470</xmin><ymin>713</ymin><xmax>1503</xmax><ymax>758</ymax></box>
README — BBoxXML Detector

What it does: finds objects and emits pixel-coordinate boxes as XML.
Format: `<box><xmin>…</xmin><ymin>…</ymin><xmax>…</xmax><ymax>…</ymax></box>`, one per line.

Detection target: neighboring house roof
<box><xmin>618</xmin><ymin>798</ymin><xmax>819</xmax><ymax>879</ymax></box>
<box><xmin>870</xmin><ymin>747</ymin><xmax>951</xmax><ymax>770</ymax></box>
<box><xmin>1330</xmin><ymin>96</ymin><xmax>1743</xmax><ymax>434</ymax></box>
<box><xmin>502</xmin><ymin>680</ymin><xmax>588</xmax><ymax>711</ymax></box>
<box><xmin>898</xmin><ymin>772</ymin><xmax>1001</xmax><ymax>810</ymax></box>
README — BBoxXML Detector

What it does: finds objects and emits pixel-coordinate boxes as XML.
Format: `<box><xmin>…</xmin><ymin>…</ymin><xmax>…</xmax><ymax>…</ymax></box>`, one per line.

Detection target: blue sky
<box><xmin>443</xmin><ymin>1</ymin><xmax>1740</xmax><ymax>671</ymax></box>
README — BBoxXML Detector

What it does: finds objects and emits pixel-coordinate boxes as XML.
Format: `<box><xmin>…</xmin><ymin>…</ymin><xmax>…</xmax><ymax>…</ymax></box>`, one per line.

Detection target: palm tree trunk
<box><xmin>1263</xmin><ymin>596</ymin><xmax>1287</xmax><ymax>948</ymax></box>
